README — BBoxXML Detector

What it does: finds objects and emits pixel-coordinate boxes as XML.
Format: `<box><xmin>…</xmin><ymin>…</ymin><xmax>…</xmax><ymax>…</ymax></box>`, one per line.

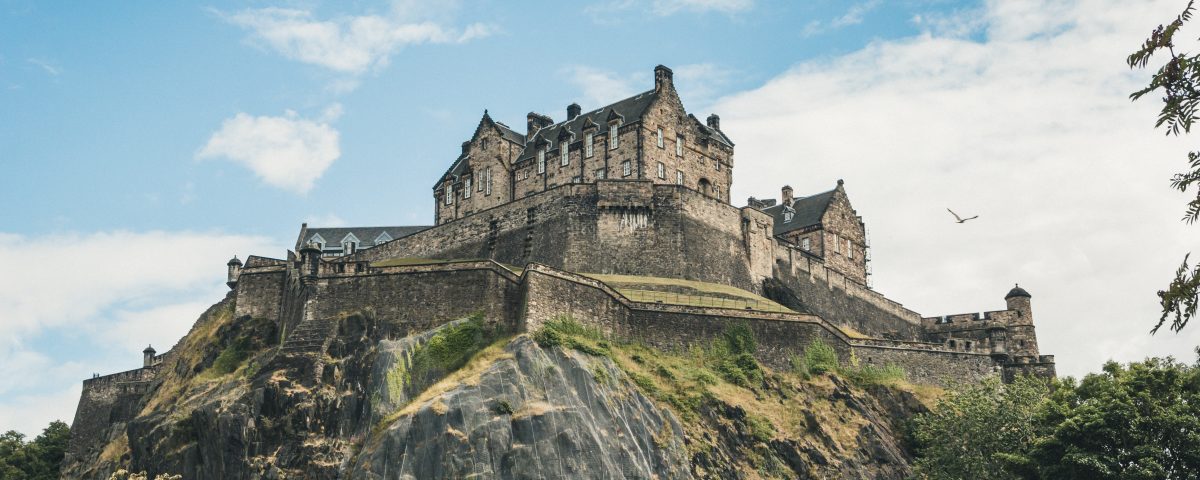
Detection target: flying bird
<box><xmin>947</xmin><ymin>208</ymin><xmax>978</xmax><ymax>224</ymax></box>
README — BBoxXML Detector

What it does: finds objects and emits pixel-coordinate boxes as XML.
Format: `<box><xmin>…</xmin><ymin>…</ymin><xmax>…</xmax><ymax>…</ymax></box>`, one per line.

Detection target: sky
<box><xmin>2</xmin><ymin>0</ymin><xmax>1198</xmax><ymax>436</ymax></box>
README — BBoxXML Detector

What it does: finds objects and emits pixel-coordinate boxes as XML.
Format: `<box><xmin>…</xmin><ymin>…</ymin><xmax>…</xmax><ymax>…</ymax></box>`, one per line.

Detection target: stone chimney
<box><xmin>707</xmin><ymin>114</ymin><xmax>720</xmax><ymax>130</ymax></box>
<box><xmin>781</xmin><ymin>185</ymin><xmax>794</xmax><ymax>206</ymax></box>
<box><xmin>526</xmin><ymin>112</ymin><xmax>553</xmax><ymax>139</ymax></box>
<box><xmin>143</xmin><ymin>345</ymin><xmax>156</xmax><ymax>368</ymax></box>
<box><xmin>654</xmin><ymin>65</ymin><xmax>674</xmax><ymax>92</ymax></box>
<box><xmin>567</xmin><ymin>103</ymin><xmax>582</xmax><ymax>121</ymax></box>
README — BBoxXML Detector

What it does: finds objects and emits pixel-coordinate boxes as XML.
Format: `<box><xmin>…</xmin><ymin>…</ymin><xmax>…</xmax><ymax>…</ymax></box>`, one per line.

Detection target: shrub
<box><xmin>844</xmin><ymin>363</ymin><xmax>907</xmax><ymax>386</ymax></box>
<box><xmin>803</xmin><ymin>338</ymin><xmax>839</xmax><ymax>375</ymax></box>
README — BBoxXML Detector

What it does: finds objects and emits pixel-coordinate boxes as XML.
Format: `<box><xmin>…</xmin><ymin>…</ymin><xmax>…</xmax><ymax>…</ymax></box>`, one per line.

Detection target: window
<box><xmin>676</xmin><ymin>136</ymin><xmax>683</xmax><ymax>156</ymax></box>
<box><xmin>801</xmin><ymin>238</ymin><xmax>810</xmax><ymax>251</ymax></box>
<box><xmin>847</xmin><ymin>239</ymin><xmax>853</xmax><ymax>259</ymax></box>
<box><xmin>713</xmin><ymin>185</ymin><xmax>721</xmax><ymax>200</ymax></box>
<box><xmin>783</xmin><ymin>210</ymin><xmax>794</xmax><ymax>223</ymax></box>
<box><xmin>622</xmin><ymin>160</ymin><xmax>632</xmax><ymax>177</ymax></box>
<box><xmin>675</xmin><ymin>170</ymin><xmax>684</xmax><ymax>185</ymax></box>
<box><xmin>595</xmin><ymin>168</ymin><xmax>606</xmax><ymax>179</ymax></box>
<box><xmin>537</xmin><ymin>149</ymin><xmax>546</xmax><ymax>174</ymax></box>
<box><xmin>343</xmin><ymin>241</ymin><xmax>357</xmax><ymax>255</ymax></box>
<box><xmin>657</xmin><ymin>162</ymin><xmax>665</xmax><ymax>179</ymax></box>
<box><xmin>445</xmin><ymin>185</ymin><xmax>453</xmax><ymax>205</ymax></box>
<box><xmin>609</xmin><ymin>124</ymin><xmax>619</xmax><ymax>149</ymax></box>
<box><xmin>481</xmin><ymin>138</ymin><xmax>489</xmax><ymax>149</ymax></box>
<box><xmin>832</xmin><ymin>233</ymin><xmax>840</xmax><ymax>253</ymax></box>
<box><xmin>571</xmin><ymin>175</ymin><xmax>582</xmax><ymax>183</ymax></box>
<box><xmin>485</xmin><ymin>167</ymin><xmax>493</xmax><ymax>195</ymax></box>
<box><xmin>561</xmin><ymin>144</ymin><xmax>569</xmax><ymax>166</ymax></box>
<box><xmin>585</xmin><ymin>132</ymin><xmax>594</xmax><ymax>157</ymax></box>
<box><xmin>464</xmin><ymin>178</ymin><xmax>472</xmax><ymax>198</ymax></box>
<box><xmin>657</xmin><ymin>127</ymin><xmax>664</xmax><ymax>148</ymax></box>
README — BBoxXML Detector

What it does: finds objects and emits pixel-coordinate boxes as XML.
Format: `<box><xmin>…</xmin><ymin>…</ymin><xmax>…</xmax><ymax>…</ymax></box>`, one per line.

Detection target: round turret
<box><xmin>1005</xmin><ymin>284</ymin><xmax>1031</xmax><ymax>299</ymax></box>
<box><xmin>227</xmin><ymin>256</ymin><xmax>243</xmax><ymax>267</ymax></box>
<box><xmin>142</xmin><ymin>345</ymin><xmax>156</xmax><ymax>367</ymax></box>
<box><xmin>1005</xmin><ymin>283</ymin><xmax>1034</xmax><ymax>327</ymax></box>
<box><xmin>226</xmin><ymin>256</ymin><xmax>243</xmax><ymax>289</ymax></box>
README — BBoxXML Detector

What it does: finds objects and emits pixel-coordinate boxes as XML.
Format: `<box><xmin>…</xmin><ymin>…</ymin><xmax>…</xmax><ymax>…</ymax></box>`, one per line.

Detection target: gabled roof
<box><xmin>300</xmin><ymin>226</ymin><xmax>431</xmax><ymax>250</ymax></box>
<box><xmin>690</xmin><ymin>114</ymin><xmax>733</xmax><ymax>148</ymax></box>
<box><xmin>761</xmin><ymin>189</ymin><xmax>837</xmax><ymax>236</ymax></box>
<box><xmin>514</xmin><ymin>89</ymin><xmax>660</xmax><ymax>165</ymax></box>
<box><xmin>436</xmin><ymin>111</ymin><xmax>527</xmax><ymax>188</ymax></box>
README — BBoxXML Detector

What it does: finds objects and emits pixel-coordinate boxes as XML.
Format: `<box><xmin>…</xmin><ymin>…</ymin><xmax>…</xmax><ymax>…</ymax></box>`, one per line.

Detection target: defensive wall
<box><xmin>66</xmin><ymin>365</ymin><xmax>159</xmax><ymax>469</ymax></box>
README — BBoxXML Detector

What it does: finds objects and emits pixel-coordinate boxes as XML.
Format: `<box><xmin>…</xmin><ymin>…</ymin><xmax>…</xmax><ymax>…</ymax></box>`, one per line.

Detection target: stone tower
<box><xmin>1004</xmin><ymin>284</ymin><xmax>1040</xmax><ymax>359</ymax></box>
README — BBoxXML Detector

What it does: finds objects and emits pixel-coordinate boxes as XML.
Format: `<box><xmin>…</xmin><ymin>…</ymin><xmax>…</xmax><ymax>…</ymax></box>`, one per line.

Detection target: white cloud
<box><xmin>197</xmin><ymin>107</ymin><xmax>341</xmax><ymax>194</ymax></box>
<box><xmin>716</xmin><ymin>0</ymin><xmax>1200</xmax><ymax>378</ymax></box>
<box><xmin>652</xmin><ymin>0</ymin><xmax>753</xmax><ymax>15</ymax></box>
<box><xmin>26</xmin><ymin>57</ymin><xmax>60</xmax><ymax>76</ymax></box>
<box><xmin>562</xmin><ymin>66</ymin><xmax>642</xmax><ymax>108</ymax></box>
<box><xmin>221</xmin><ymin>7</ymin><xmax>495</xmax><ymax>74</ymax></box>
<box><xmin>0</xmin><ymin>230</ymin><xmax>280</xmax><ymax>435</ymax></box>
<box><xmin>562</xmin><ymin>63</ymin><xmax>733</xmax><ymax>112</ymax></box>
<box><xmin>803</xmin><ymin>0</ymin><xmax>880</xmax><ymax>37</ymax></box>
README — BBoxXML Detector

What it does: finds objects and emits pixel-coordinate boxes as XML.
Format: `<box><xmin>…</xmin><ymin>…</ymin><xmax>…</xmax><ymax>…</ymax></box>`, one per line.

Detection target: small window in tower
<box><xmin>713</xmin><ymin>185</ymin><xmax>721</xmax><ymax>200</ymax></box>
<box><xmin>595</xmin><ymin>168</ymin><xmax>607</xmax><ymax>179</ymax></box>
<box><xmin>537</xmin><ymin>149</ymin><xmax>546</xmax><ymax>174</ymax></box>
<box><xmin>481</xmin><ymin>138</ymin><xmax>489</xmax><ymax>149</ymax></box>
<box><xmin>801</xmin><ymin>238</ymin><xmax>810</xmax><ymax>251</ymax></box>
<box><xmin>622</xmin><ymin>160</ymin><xmax>632</xmax><ymax>177</ymax></box>
<box><xmin>676</xmin><ymin>170</ymin><xmax>684</xmax><ymax>185</ymax></box>
<box><xmin>657</xmin><ymin>127</ymin><xmax>664</xmax><ymax>148</ymax></box>
<box><xmin>676</xmin><ymin>136</ymin><xmax>684</xmax><ymax>156</ymax></box>
<box><xmin>585</xmin><ymin>132</ymin><xmax>594</xmax><ymax>157</ymax></box>
<box><xmin>657</xmin><ymin>162</ymin><xmax>665</xmax><ymax>179</ymax></box>
<box><xmin>485</xmin><ymin>167</ymin><xmax>493</xmax><ymax>195</ymax></box>
<box><xmin>561</xmin><ymin>144</ymin><xmax>569</xmax><ymax>166</ymax></box>
<box><xmin>464</xmin><ymin>178</ymin><xmax>472</xmax><ymax>198</ymax></box>
<box><xmin>609</xmin><ymin>124</ymin><xmax>619</xmax><ymax>149</ymax></box>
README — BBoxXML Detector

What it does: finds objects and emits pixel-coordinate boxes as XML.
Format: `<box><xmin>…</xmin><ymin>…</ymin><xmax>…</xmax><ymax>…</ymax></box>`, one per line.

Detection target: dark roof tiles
<box><xmin>761</xmin><ymin>189</ymin><xmax>837</xmax><ymax>236</ymax></box>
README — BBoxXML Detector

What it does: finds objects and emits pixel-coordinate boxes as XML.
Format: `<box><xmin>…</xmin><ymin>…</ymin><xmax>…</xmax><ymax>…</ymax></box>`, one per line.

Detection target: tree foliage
<box><xmin>0</xmin><ymin>420</ymin><xmax>70</xmax><ymax>480</ymax></box>
<box><xmin>911</xmin><ymin>357</ymin><xmax>1200</xmax><ymax>479</ymax></box>
<box><xmin>1128</xmin><ymin>0</ymin><xmax>1200</xmax><ymax>333</ymax></box>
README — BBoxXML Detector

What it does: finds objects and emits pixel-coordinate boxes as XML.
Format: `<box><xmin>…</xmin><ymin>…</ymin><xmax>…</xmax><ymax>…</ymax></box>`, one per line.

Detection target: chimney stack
<box><xmin>707</xmin><ymin>114</ymin><xmax>720</xmax><ymax>130</ymax></box>
<box><xmin>526</xmin><ymin>112</ymin><xmax>553</xmax><ymax>139</ymax></box>
<box><xmin>567</xmin><ymin>103</ymin><xmax>581</xmax><ymax>121</ymax></box>
<box><xmin>654</xmin><ymin>65</ymin><xmax>674</xmax><ymax>92</ymax></box>
<box><xmin>782</xmin><ymin>185</ymin><xmax>794</xmax><ymax>206</ymax></box>
<box><xmin>461</xmin><ymin>141</ymin><xmax>471</xmax><ymax>155</ymax></box>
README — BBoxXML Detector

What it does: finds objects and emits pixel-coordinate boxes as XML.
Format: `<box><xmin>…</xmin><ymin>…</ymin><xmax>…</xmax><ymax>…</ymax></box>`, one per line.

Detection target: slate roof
<box><xmin>1005</xmin><ymin>285</ymin><xmax>1032</xmax><ymax>299</ymax></box>
<box><xmin>760</xmin><ymin>189</ymin><xmax>837</xmax><ymax>236</ymax></box>
<box><xmin>300</xmin><ymin>226</ymin><xmax>431</xmax><ymax>251</ymax></box>
<box><xmin>514</xmin><ymin>89</ymin><xmax>661</xmax><ymax>165</ymax></box>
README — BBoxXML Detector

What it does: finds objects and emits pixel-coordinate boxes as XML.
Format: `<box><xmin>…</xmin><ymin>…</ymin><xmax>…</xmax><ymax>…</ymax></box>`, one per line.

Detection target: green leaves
<box><xmin>0</xmin><ymin>421</ymin><xmax>70</xmax><ymax>480</ymax></box>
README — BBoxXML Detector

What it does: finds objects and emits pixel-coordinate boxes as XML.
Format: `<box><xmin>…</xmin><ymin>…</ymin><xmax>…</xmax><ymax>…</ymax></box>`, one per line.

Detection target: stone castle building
<box><xmin>68</xmin><ymin>65</ymin><xmax>1054</xmax><ymax>469</ymax></box>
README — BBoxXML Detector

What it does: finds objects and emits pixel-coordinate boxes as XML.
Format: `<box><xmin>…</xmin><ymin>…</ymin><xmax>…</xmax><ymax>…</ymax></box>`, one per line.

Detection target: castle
<box><xmin>67</xmin><ymin>65</ymin><xmax>1054</xmax><ymax>467</ymax></box>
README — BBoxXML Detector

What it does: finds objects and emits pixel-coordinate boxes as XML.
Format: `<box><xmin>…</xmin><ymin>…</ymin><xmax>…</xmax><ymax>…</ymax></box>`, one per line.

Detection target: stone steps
<box><xmin>281</xmin><ymin>319</ymin><xmax>336</xmax><ymax>354</ymax></box>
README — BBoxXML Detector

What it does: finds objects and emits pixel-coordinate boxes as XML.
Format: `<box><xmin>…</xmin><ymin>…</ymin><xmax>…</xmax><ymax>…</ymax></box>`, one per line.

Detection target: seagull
<box><xmin>947</xmin><ymin>208</ymin><xmax>978</xmax><ymax>224</ymax></box>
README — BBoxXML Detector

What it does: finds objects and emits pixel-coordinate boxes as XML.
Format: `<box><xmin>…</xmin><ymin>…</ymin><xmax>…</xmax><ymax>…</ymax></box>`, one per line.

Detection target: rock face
<box><xmin>62</xmin><ymin>303</ymin><xmax>928</xmax><ymax>479</ymax></box>
<box><xmin>352</xmin><ymin>336</ymin><xmax>689</xmax><ymax>479</ymax></box>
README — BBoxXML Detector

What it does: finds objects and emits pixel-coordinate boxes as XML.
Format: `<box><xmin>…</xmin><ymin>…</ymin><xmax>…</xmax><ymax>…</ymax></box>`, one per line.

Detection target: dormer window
<box><xmin>676</xmin><ymin>136</ymin><xmax>684</xmax><ymax>156</ymax></box>
<box><xmin>309</xmin><ymin>234</ymin><xmax>326</xmax><ymax>251</ymax></box>
<box><xmin>783</xmin><ymin>210</ymin><xmax>794</xmax><ymax>223</ymax></box>
<box><xmin>537</xmin><ymin>149</ymin><xmax>546</xmax><ymax>174</ymax></box>
<box><xmin>560</xmin><ymin>144</ymin><xmax>569</xmax><ymax>166</ymax></box>
<box><xmin>609</xmin><ymin>123</ymin><xmax>619</xmax><ymax>149</ymax></box>
<box><xmin>657</xmin><ymin>127</ymin><xmax>664</xmax><ymax>148</ymax></box>
<box><xmin>341</xmin><ymin>233</ymin><xmax>360</xmax><ymax>256</ymax></box>
<box><xmin>585</xmin><ymin>132</ymin><xmax>594</xmax><ymax>157</ymax></box>
<box><xmin>464</xmin><ymin>177</ymin><xmax>472</xmax><ymax>198</ymax></box>
<box><xmin>374</xmin><ymin>232</ymin><xmax>393</xmax><ymax>245</ymax></box>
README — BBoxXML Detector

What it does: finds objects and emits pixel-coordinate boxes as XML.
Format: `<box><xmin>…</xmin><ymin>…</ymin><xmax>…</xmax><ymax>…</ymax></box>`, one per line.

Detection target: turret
<box><xmin>142</xmin><ymin>345</ymin><xmax>156</xmax><ymax>368</ymax></box>
<box><xmin>1003</xmin><ymin>284</ymin><xmax>1039</xmax><ymax>358</ymax></box>
<box><xmin>300</xmin><ymin>241</ymin><xmax>322</xmax><ymax>279</ymax></box>
<box><xmin>1005</xmin><ymin>284</ymin><xmax>1032</xmax><ymax>325</ymax></box>
<box><xmin>226</xmin><ymin>256</ymin><xmax>243</xmax><ymax>289</ymax></box>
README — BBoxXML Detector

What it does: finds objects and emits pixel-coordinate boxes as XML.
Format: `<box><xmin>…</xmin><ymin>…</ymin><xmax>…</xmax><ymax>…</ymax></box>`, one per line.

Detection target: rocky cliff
<box><xmin>62</xmin><ymin>297</ymin><xmax>933</xmax><ymax>479</ymax></box>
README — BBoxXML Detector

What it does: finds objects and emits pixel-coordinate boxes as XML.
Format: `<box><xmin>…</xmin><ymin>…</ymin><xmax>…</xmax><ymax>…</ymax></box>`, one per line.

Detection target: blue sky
<box><xmin>2</xmin><ymin>0</ymin><xmax>1199</xmax><ymax>436</ymax></box>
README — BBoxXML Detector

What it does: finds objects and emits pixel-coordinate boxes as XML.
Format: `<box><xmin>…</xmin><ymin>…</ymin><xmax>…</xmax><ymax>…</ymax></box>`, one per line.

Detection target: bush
<box><xmin>210</xmin><ymin>337</ymin><xmax>252</xmax><ymax>376</ymax></box>
<box><xmin>803</xmin><ymin>338</ymin><xmax>839</xmax><ymax>375</ymax></box>
<box><xmin>844</xmin><ymin>363</ymin><xmax>906</xmax><ymax>386</ymax></box>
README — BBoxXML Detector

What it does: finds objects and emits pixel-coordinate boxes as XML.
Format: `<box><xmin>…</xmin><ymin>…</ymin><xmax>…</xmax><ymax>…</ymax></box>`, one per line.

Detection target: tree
<box><xmin>909</xmin><ymin>376</ymin><xmax>1051</xmax><ymax>480</ymax></box>
<box><xmin>0</xmin><ymin>420</ymin><xmax>71</xmax><ymax>480</ymax></box>
<box><xmin>1011</xmin><ymin>358</ymin><xmax>1200</xmax><ymax>479</ymax></box>
<box><xmin>1128</xmin><ymin>0</ymin><xmax>1200</xmax><ymax>334</ymax></box>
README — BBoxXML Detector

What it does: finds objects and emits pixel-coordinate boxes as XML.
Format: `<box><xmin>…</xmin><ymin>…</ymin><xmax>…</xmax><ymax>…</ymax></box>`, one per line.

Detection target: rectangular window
<box><xmin>657</xmin><ymin>162</ymin><xmax>665</xmax><ymax>179</ymax></box>
<box><xmin>485</xmin><ymin>167</ymin><xmax>492</xmax><ymax>195</ymax></box>
<box><xmin>609</xmin><ymin>124</ymin><xmax>619</xmax><ymax>149</ymax></box>
<box><xmin>676</xmin><ymin>136</ymin><xmax>683</xmax><ymax>156</ymax></box>
<box><xmin>832</xmin><ymin>233</ymin><xmax>840</xmax><ymax>253</ymax></box>
<box><xmin>571</xmin><ymin>175</ymin><xmax>582</xmax><ymax>183</ymax></box>
<box><xmin>657</xmin><ymin>127</ymin><xmax>664</xmax><ymax>148</ymax></box>
<box><xmin>713</xmin><ymin>185</ymin><xmax>721</xmax><ymax>200</ymax></box>
<box><xmin>537</xmin><ymin>149</ymin><xmax>546</xmax><ymax>174</ymax></box>
<box><xmin>585</xmin><ymin>133</ymin><xmax>594</xmax><ymax>157</ymax></box>
<box><xmin>622</xmin><ymin>160</ymin><xmax>632</xmax><ymax>177</ymax></box>
<box><xmin>595</xmin><ymin>168</ymin><xmax>606</xmax><ymax>179</ymax></box>
<box><xmin>675</xmin><ymin>170</ymin><xmax>683</xmax><ymax>185</ymax></box>
<box><xmin>847</xmin><ymin>239</ymin><xmax>854</xmax><ymax>259</ymax></box>
<box><xmin>464</xmin><ymin>178</ymin><xmax>472</xmax><ymax>198</ymax></box>
<box><xmin>801</xmin><ymin>238</ymin><xmax>811</xmax><ymax>251</ymax></box>
<box><xmin>445</xmin><ymin>185</ymin><xmax>453</xmax><ymax>205</ymax></box>
<box><xmin>561</xmin><ymin>144</ymin><xmax>569</xmax><ymax>166</ymax></box>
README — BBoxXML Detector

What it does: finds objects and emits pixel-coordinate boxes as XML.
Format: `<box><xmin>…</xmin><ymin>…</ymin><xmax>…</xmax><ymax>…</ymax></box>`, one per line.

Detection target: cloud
<box><xmin>802</xmin><ymin>0</ymin><xmax>880</xmax><ymax>37</ymax></box>
<box><xmin>562</xmin><ymin>63</ymin><xmax>734</xmax><ymax>111</ymax></box>
<box><xmin>221</xmin><ymin>7</ymin><xmax>495</xmax><ymax>75</ymax></box>
<box><xmin>26</xmin><ymin>57</ymin><xmax>60</xmax><ymax>76</ymax></box>
<box><xmin>197</xmin><ymin>107</ymin><xmax>341</xmax><ymax>194</ymax></box>
<box><xmin>0</xmin><ymin>230</ymin><xmax>279</xmax><ymax>435</ymax></box>
<box><xmin>716</xmin><ymin>0</ymin><xmax>1200</xmax><ymax>378</ymax></box>
<box><xmin>585</xmin><ymin>0</ymin><xmax>751</xmax><ymax>20</ymax></box>
<box><xmin>304</xmin><ymin>213</ymin><xmax>346</xmax><ymax>227</ymax></box>
<box><xmin>562</xmin><ymin>66</ymin><xmax>642</xmax><ymax>108</ymax></box>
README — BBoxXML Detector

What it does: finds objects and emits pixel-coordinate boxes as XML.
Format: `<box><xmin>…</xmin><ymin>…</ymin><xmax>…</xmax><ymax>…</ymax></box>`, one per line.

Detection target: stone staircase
<box><xmin>281</xmin><ymin>318</ymin><xmax>336</xmax><ymax>355</ymax></box>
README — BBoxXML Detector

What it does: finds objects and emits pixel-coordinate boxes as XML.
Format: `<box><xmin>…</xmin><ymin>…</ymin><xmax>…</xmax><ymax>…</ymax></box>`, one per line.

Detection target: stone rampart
<box><xmin>66</xmin><ymin>366</ymin><xmax>158</xmax><ymax>469</ymax></box>
<box><xmin>234</xmin><ymin>269</ymin><xmax>285</xmax><ymax>321</ymax></box>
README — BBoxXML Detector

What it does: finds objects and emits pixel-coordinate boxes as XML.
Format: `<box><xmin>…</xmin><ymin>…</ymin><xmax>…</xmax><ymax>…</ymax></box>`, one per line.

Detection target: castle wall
<box><xmin>65</xmin><ymin>366</ymin><xmax>158</xmax><ymax>473</ymax></box>
<box><xmin>307</xmin><ymin>265</ymin><xmax>519</xmax><ymax>335</ymax></box>
<box><xmin>233</xmin><ymin>268</ymin><xmax>285</xmax><ymax>321</ymax></box>
<box><xmin>770</xmin><ymin>248</ymin><xmax>924</xmax><ymax>340</ymax></box>
<box><xmin>850</xmin><ymin>344</ymin><xmax>997</xmax><ymax>385</ymax></box>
